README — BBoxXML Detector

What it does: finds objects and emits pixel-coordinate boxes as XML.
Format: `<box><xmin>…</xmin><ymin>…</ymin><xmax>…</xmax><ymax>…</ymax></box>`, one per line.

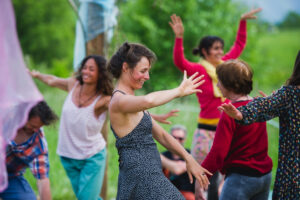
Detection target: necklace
<box><xmin>78</xmin><ymin>85</ymin><xmax>97</xmax><ymax>108</ymax></box>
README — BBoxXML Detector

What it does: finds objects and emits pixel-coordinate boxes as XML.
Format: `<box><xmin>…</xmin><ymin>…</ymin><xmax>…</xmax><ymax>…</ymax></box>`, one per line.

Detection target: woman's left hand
<box><xmin>241</xmin><ymin>8</ymin><xmax>262</xmax><ymax>21</ymax></box>
<box><xmin>185</xmin><ymin>155</ymin><xmax>212</xmax><ymax>190</ymax></box>
<box><xmin>178</xmin><ymin>71</ymin><xmax>205</xmax><ymax>97</ymax></box>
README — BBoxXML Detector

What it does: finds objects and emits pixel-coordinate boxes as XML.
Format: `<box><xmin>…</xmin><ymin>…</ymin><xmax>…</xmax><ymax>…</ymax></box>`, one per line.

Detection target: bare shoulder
<box><xmin>67</xmin><ymin>77</ymin><xmax>77</xmax><ymax>91</ymax></box>
<box><xmin>109</xmin><ymin>92</ymin><xmax>123</xmax><ymax>113</ymax></box>
<box><xmin>94</xmin><ymin>95</ymin><xmax>110</xmax><ymax>108</ymax></box>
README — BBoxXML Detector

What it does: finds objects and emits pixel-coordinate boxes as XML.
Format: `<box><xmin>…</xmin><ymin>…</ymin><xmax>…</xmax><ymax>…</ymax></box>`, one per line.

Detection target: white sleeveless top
<box><xmin>57</xmin><ymin>83</ymin><xmax>106</xmax><ymax>159</ymax></box>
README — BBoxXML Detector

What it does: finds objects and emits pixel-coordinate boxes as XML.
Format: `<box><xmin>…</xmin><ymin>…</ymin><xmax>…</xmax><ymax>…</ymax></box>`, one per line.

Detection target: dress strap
<box><xmin>112</xmin><ymin>90</ymin><xmax>126</xmax><ymax>97</ymax></box>
<box><xmin>144</xmin><ymin>110</ymin><xmax>151</xmax><ymax>116</ymax></box>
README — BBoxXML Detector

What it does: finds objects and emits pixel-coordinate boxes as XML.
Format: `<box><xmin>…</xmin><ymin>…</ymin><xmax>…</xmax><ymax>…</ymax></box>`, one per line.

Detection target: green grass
<box><xmin>24</xmin><ymin>28</ymin><xmax>299</xmax><ymax>199</ymax></box>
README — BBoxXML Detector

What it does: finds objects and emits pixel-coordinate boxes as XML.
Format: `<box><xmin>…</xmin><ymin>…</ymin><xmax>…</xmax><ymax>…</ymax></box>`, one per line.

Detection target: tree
<box><xmin>111</xmin><ymin>0</ymin><xmax>258</xmax><ymax>91</ymax></box>
<box><xmin>278</xmin><ymin>11</ymin><xmax>300</xmax><ymax>29</ymax></box>
<box><xmin>12</xmin><ymin>0</ymin><xmax>75</xmax><ymax>68</ymax></box>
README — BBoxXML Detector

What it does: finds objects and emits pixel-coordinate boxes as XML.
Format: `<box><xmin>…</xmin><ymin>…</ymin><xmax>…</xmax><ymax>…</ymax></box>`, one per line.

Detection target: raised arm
<box><xmin>222</xmin><ymin>8</ymin><xmax>262</xmax><ymax>60</ymax></box>
<box><xmin>30</xmin><ymin>69</ymin><xmax>76</xmax><ymax>91</ymax></box>
<box><xmin>152</xmin><ymin>119</ymin><xmax>212</xmax><ymax>188</ymax></box>
<box><xmin>169</xmin><ymin>14</ymin><xmax>206</xmax><ymax>76</ymax></box>
<box><xmin>112</xmin><ymin>72</ymin><xmax>204</xmax><ymax>113</ymax></box>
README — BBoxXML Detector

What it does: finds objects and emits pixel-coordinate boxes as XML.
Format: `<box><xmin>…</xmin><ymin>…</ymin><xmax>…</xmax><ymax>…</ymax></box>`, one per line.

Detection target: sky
<box><xmin>237</xmin><ymin>0</ymin><xmax>300</xmax><ymax>24</ymax></box>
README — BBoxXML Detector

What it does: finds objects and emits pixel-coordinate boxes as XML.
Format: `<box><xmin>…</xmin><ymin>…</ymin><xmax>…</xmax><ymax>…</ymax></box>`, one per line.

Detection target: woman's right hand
<box><xmin>178</xmin><ymin>71</ymin><xmax>205</xmax><ymax>97</ymax></box>
<box><xmin>29</xmin><ymin>69</ymin><xmax>40</xmax><ymax>78</ymax></box>
<box><xmin>169</xmin><ymin>14</ymin><xmax>184</xmax><ymax>38</ymax></box>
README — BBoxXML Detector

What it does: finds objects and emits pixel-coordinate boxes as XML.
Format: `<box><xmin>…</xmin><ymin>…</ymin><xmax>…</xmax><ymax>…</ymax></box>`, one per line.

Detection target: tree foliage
<box><xmin>278</xmin><ymin>11</ymin><xmax>300</xmax><ymax>29</ymax></box>
<box><xmin>111</xmin><ymin>0</ymin><xmax>259</xmax><ymax>91</ymax></box>
<box><xmin>12</xmin><ymin>0</ymin><xmax>76</xmax><ymax>69</ymax></box>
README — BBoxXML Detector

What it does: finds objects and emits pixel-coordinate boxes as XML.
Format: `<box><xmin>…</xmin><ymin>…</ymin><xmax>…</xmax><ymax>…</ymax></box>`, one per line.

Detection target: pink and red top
<box><xmin>173</xmin><ymin>20</ymin><xmax>247</xmax><ymax>125</ymax></box>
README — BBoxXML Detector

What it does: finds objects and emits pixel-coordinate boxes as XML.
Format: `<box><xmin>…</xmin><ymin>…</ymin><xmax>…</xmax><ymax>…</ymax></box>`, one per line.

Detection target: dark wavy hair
<box><xmin>29</xmin><ymin>101</ymin><xmax>58</xmax><ymax>125</ymax></box>
<box><xmin>286</xmin><ymin>51</ymin><xmax>300</xmax><ymax>86</ymax></box>
<box><xmin>108</xmin><ymin>42</ymin><xmax>157</xmax><ymax>79</ymax></box>
<box><xmin>193</xmin><ymin>36</ymin><xmax>224</xmax><ymax>58</ymax></box>
<box><xmin>216</xmin><ymin>59</ymin><xmax>253</xmax><ymax>95</ymax></box>
<box><xmin>76</xmin><ymin>55</ymin><xmax>113</xmax><ymax>96</ymax></box>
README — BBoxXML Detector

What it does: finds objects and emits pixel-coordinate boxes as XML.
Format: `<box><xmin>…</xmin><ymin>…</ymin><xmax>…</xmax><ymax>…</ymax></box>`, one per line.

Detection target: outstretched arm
<box><xmin>112</xmin><ymin>71</ymin><xmax>205</xmax><ymax>113</ymax></box>
<box><xmin>151</xmin><ymin>109</ymin><xmax>179</xmax><ymax>124</ymax></box>
<box><xmin>29</xmin><ymin>70</ymin><xmax>76</xmax><ymax>91</ymax></box>
<box><xmin>152</xmin><ymin>119</ymin><xmax>212</xmax><ymax>189</ymax></box>
<box><xmin>218</xmin><ymin>103</ymin><xmax>243</xmax><ymax>120</ymax></box>
<box><xmin>219</xmin><ymin>86</ymin><xmax>290</xmax><ymax>124</ymax></box>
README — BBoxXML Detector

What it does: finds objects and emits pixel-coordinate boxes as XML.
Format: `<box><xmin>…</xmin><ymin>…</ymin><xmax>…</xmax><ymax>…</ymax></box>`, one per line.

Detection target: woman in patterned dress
<box><xmin>108</xmin><ymin>42</ymin><xmax>211</xmax><ymax>199</ymax></box>
<box><xmin>219</xmin><ymin>51</ymin><xmax>300</xmax><ymax>200</ymax></box>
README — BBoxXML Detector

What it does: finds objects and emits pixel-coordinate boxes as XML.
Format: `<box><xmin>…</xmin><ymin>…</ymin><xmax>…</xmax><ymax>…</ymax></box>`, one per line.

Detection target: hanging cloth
<box><xmin>199</xmin><ymin>59</ymin><xmax>226</xmax><ymax>102</ymax></box>
<box><xmin>0</xmin><ymin>0</ymin><xmax>43</xmax><ymax>192</ymax></box>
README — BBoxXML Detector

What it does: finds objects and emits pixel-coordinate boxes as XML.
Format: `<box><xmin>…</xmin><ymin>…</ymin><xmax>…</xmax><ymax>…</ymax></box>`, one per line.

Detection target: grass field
<box><xmin>24</xmin><ymin>29</ymin><xmax>299</xmax><ymax>199</ymax></box>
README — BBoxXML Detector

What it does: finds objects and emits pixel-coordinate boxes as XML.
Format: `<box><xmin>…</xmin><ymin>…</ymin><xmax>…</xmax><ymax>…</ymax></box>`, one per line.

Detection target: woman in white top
<box><xmin>30</xmin><ymin>55</ymin><xmax>113</xmax><ymax>200</ymax></box>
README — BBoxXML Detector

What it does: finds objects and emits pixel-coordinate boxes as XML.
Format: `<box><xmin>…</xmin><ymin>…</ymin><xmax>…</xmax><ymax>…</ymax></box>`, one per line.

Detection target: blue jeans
<box><xmin>60</xmin><ymin>148</ymin><xmax>106</xmax><ymax>200</ymax></box>
<box><xmin>220</xmin><ymin>172</ymin><xmax>271</xmax><ymax>200</ymax></box>
<box><xmin>0</xmin><ymin>176</ymin><xmax>37</xmax><ymax>200</ymax></box>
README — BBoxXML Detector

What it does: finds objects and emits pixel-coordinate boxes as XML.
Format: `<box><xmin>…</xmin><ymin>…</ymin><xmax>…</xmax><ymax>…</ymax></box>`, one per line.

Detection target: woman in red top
<box><xmin>201</xmin><ymin>60</ymin><xmax>272</xmax><ymax>200</ymax></box>
<box><xmin>169</xmin><ymin>8</ymin><xmax>262</xmax><ymax>200</ymax></box>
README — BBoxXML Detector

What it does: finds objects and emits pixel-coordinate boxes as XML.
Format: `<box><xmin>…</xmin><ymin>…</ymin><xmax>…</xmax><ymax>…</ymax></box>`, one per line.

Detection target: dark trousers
<box><xmin>207</xmin><ymin>172</ymin><xmax>220</xmax><ymax>200</ymax></box>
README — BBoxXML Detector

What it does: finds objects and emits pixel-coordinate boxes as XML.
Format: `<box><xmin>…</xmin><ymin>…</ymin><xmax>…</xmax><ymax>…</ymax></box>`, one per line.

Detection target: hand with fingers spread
<box><xmin>151</xmin><ymin>109</ymin><xmax>180</xmax><ymax>124</ymax></box>
<box><xmin>241</xmin><ymin>7</ymin><xmax>262</xmax><ymax>21</ymax></box>
<box><xmin>185</xmin><ymin>155</ymin><xmax>212</xmax><ymax>189</ymax></box>
<box><xmin>218</xmin><ymin>103</ymin><xmax>243</xmax><ymax>120</ymax></box>
<box><xmin>169</xmin><ymin>14</ymin><xmax>184</xmax><ymax>38</ymax></box>
<box><xmin>178</xmin><ymin>71</ymin><xmax>205</xmax><ymax>97</ymax></box>
<box><xmin>258</xmin><ymin>90</ymin><xmax>267</xmax><ymax>97</ymax></box>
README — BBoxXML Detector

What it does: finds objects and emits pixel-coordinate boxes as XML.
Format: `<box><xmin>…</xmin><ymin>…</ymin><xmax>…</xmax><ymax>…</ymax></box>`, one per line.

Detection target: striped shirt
<box><xmin>6</xmin><ymin>129</ymin><xmax>49</xmax><ymax>179</ymax></box>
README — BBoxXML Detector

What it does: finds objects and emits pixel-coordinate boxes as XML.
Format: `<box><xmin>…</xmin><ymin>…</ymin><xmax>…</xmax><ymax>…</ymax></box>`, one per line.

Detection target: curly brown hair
<box><xmin>75</xmin><ymin>55</ymin><xmax>113</xmax><ymax>96</ymax></box>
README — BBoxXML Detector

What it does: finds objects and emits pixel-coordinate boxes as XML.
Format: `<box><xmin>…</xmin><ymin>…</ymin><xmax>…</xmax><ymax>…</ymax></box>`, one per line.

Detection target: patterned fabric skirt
<box><xmin>191</xmin><ymin>128</ymin><xmax>216</xmax><ymax>163</ymax></box>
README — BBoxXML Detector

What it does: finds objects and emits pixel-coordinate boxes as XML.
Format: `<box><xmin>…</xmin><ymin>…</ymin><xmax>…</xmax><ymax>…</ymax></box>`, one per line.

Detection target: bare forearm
<box><xmin>37</xmin><ymin>179</ymin><xmax>52</xmax><ymax>200</ymax></box>
<box><xmin>144</xmin><ymin>88</ymin><xmax>180</xmax><ymax>108</ymax></box>
<box><xmin>31</xmin><ymin>70</ymin><xmax>70</xmax><ymax>91</ymax></box>
<box><xmin>34</xmin><ymin>72</ymin><xmax>57</xmax><ymax>86</ymax></box>
<box><xmin>158</xmin><ymin>132</ymin><xmax>191</xmax><ymax>162</ymax></box>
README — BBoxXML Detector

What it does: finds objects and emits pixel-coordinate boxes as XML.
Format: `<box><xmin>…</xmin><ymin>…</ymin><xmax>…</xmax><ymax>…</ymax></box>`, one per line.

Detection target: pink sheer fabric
<box><xmin>0</xmin><ymin>0</ymin><xmax>43</xmax><ymax>191</ymax></box>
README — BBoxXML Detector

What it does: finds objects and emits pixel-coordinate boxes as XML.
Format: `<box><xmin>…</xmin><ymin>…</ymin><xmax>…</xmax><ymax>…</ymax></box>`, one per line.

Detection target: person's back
<box><xmin>203</xmin><ymin>100</ymin><xmax>272</xmax><ymax>176</ymax></box>
<box><xmin>201</xmin><ymin>60</ymin><xmax>272</xmax><ymax>200</ymax></box>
